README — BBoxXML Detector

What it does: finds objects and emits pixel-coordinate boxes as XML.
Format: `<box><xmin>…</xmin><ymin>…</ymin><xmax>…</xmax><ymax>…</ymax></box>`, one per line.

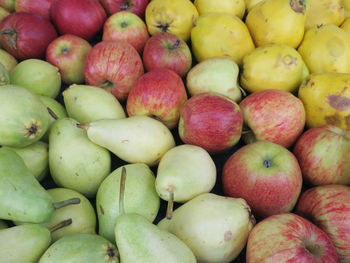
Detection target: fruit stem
<box><xmin>52</xmin><ymin>198</ymin><xmax>80</xmax><ymax>210</ymax></box>
<box><xmin>76</xmin><ymin>123</ymin><xmax>89</xmax><ymax>130</ymax></box>
<box><xmin>50</xmin><ymin>218</ymin><xmax>72</xmax><ymax>233</ymax></box>
<box><xmin>119</xmin><ymin>166</ymin><xmax>127</xmax><ymax>215</ymax></box>
<box><xmin>47</xmin><ymin>107</ymin><xmax>58</xmax><ymax>120</ymax></box>
<box><xmin>166</xmin><ymin>186</ymin><xmax>174</xmax><ymax>220</ymax></box>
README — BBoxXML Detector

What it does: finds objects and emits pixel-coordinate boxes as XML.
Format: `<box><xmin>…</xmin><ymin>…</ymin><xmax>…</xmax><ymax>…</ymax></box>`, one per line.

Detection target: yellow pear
<box><xmin>245</xmin><ymin>0</ymin><xmax>310</xmax><ymax>48</ymax></box>
<box><xmin>298</xmin><ymin>72</ymin><xmax>350</xmax><ymax>131</ymax></box>
<box><xmin>305</xmin><ymin>0</ymin><xmax>345</xmax><ymax>30</ymax></box>
<box><xmin>298</xmin><ymin>24</ymin><xmax>350</xmax><ymax>74</ymax></box>
<box><xmin>194</xmin><ymin>0</ymin><xmax>246</xmax><ymax>19</ymax></box>
<box><xmin>245</xmin><ymin>0</ymin><xmax>264</xmax><ymax>11</ymax></box>
<box><xmin>343</xmin><ymin>0</ymin><xmax>350</xmax><ymax>17</ymax></box>
<box><xmin>191</xmin><ymin>13</ymin><xmax>255</xmax><ymax>64</ymax></box>
<box><xmin>241</xmin><ymin>43</ymin><xmax>309</xmax><ymax>93</ymax></box>
<box><xmin>145</xmin><ymin>0</ymin><xmax>198</xmax><ymax>42</ymax></box>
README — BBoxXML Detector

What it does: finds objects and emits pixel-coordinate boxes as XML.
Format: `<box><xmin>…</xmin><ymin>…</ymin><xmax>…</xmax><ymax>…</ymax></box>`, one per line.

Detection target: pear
<box><xmin>0</xmin><ymin>48</ymin><xmax>17</xmax><ymax>73</ymax></box>
<box><xmin>158</xmin><ymin>193</ymin><xmax>256</xmax><ymax>263</ymax></box>
<box><xmin>0</xmin><ymin>85</ymin><xmax>50</xmax><ymax>147</ymax></box>
<box><xmin>97</xmin><ymin>163</ymin><xmax>160</xmax><ymax>243</ymax></box>
<box><xmin>79</xmin><ymin>116</ymin><xmax>175</xmax><ymax>166</ymax></box>
<box><xmin>0</xmin><ymin>62</ymin><xmax>9</xmax><ymax>86</ymax></box>
<box><xmin>2</xmin><ymin>141</ymin><xmax>49</xmax><ymax>181</ymax></box>
<box><xmin>155</xmin><ymin>144</ymin><xmax>216</xmax><ymax>218</ymax></box>
<box><xmin>38</xmin><ymin>233</ymin><xmax>119</xmax><ymax>263</ymax></box>
<box><xmin>63</xmin><ymin>84</ymin><xmax>126</xmax><ymax>124</ymax></box>
<box><xmin>0</xmin><ymin>220</ymin><xmax>7</xmax><ymax>229</ymax></box>
<box><xmin>114</xmin><ymin>167</ymin><xmax>197</xmax><ymax>263</ymax></box>
<box><xmin>49</xmin><ymin>118</ymin><xmax>111</xmax><ymax>198</ymax></box>
<box><xmin>0</xmin><ymin>148</ymin><xmax>79</xmax><ymax>223</ymax></box>
<box><xmin>0</xmin><ymin>219</ymin><xmax>72</xmax><ymax>263</ymax></box>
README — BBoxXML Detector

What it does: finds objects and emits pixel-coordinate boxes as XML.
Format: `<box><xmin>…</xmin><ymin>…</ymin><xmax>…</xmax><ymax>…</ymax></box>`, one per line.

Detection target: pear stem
<box><xmin>119</xmin><ymin>166</ymin><xmax>127</xmax><ymax>215</ymax></box>
<box><xmin>47</xmin><ymin>107</ymin><xmax>58</xmax><ymax>120</ymax></box>
<box><xmin>166</xmin><ymin>187</ymin><xmax>175</xmax><ymax>220</ymax></box>
<box><xmin>50</xmin><ymin>218</ymin><xmax>72</xmax><ymax>233</ymax></box>
<box><xmin>52</xmin><ymin>198</ymin><xmax>80</xmax><ymax>210</ymax></box>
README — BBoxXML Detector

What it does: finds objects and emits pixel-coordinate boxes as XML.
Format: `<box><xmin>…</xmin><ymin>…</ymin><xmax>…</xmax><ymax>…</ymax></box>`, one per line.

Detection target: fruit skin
<box><xmin>296</xmin><ymin>185</ymin><xmax>350</xmax><ymax>262</ymax></box>
<box><xmin>240</xmin><ymin>43</ymin><xmax>309</xmax><ymax>93</ymax></box>
<box><xmin>145</xmin><ymin>0</ymin><xmax>199</xmax><ymax>42</ymax></box>
<box><xmin>0</xmin><ymin>85</ymin><xmax>50</xmax><ymax>147</ymax></box>
<box><xmin>178</xmin><ymin>92</ymin><xmax>243</xmax><ymax>154</ymax></box>
<box><xmin>46</xmin><ymin>34</ymin><xmax>92</xmax><ymax>85</ymax></box>
<box><xmin>0</xmin><ymin>12</ymin><xmax>58</xmax><ymax>60</ymax></box>
<box><xmin>239</xmin><ymin>89</ymin><xmax>306</xmax><ymax>148</ymax></box>
<box><xmin>245</xmin><ymin>0</ymin><xmax>264</xmax><ymax>11</ymax></box>
<box><xmin>191</xmin><ymin>13</ymin><xmax>255</xmax><ymax>65</ymax></box>
<box><xmin>246</xmin><ymin>212</ymin><xmax>338</xmax><ymax>263</ymax></box>
<box><xmin>0</xmin><ymin>0</ymin><xmax>14</xmax><ymax>12</ymax></box>
<box><xmin>50</xmin><ymin>0</ymin><xmax>107</xmax><ymax>41</ymax></box>
<box><xmin>222</xmin><ymin>140</ymin><xmax>303</xmax><ymax>219</ymax></box>
<box><xmin>0</xmin><ymin>48</ymin><xmax>17</xmax><ymax>73</ymax></box>
<box><xmin>99</xmin><ymin>0</ymin><xmax>148</xmax><ymax>18</ymax></box>
<box><xmin>341</xmin><ymin>17</ymin><xmax>350</xmax><ymax>33</ymax></box>
<box><xmin>14</xmin><ymin>0</ymin><xmax>54</xmax><ymax>20</ymax></box>
<box><xmin>102</xmin><ymin>11</ymin><xmax>149</xmax><ymax>54</ymax></box>
<box><xmin>298</xmin><ymin>72</ymin><xmax>350</xmax><ymax>131</ymax></box>
<box><xmin>126</xmin><ymin>68</ymin><xmax>188</xmax><ymax>129</ymax></box>
<box><xmin>293</xmin><ymin>125</ymin><xmax>350</xmax><ymax>186</ymax></box>
<box><xmin>245</xmin><ymin>0</ymin><xmax>310</xmax><ymax>48</ymax></box>
<box><xmin>194</xmin><ymin>0</ymin><xmax>246</xmax><ymax>19</ymax></box>
<box><xmin>0</xmin><ymin>220</ymin><xmax>7</xmax><ymax>229</ymax></box>
<box><xmin>298</xmin><ymin>24</ymin><xmax>350</xmax><ymax>74</ymax></box>
<box><xmin>142</xmin><ymin>32</ymin><xmax>192</xmax><ymax>77</ymax></box>
<box><xmin>84</xmin><ymin>40</ymin><xmax>144</xmax><ymax>101</ymax></box>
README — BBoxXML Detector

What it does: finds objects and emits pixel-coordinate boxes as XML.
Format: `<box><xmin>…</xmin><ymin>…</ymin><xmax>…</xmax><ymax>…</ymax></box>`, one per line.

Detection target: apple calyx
<box><xmin>120</xmin><ymin>22</ymin><xmax>128</xmax><ymax>28</ymax></box>
<box><xmin>100</xmin><ymin>80</ymin><xmax>114</xmax><ymax>93</ymax></box>
<box><xmin>24</xmin><ymin>119</ymin><xmax>43</xmax><ymax>139</ymax></box>
<box><xmin>303</xmin><ymin>239</ymin><xmax>323</xmax><ymax>257</ymax></box>
<box><xmin>263</xmin><ymin>158</ymin><xmax>273</xmax><ymax>168</ymax></box>
<box><xmin>290</xmin><ymin>0</ymin><xmax>307</xmax><ymax>14</ymax></box>
<box><xmin>156</xmin><ymin>22</ymin><xmax>170</xmax><ymax>33</ymax></box>
<box><xmin>120</xmin><ymin>1</ymin><xmax>132</xmax><ymax>11</ymax></box>
<box><xmin>61</xmin><ymin>47</ymin><xmax>70</xmax><ymax>55</ymax></box>
<box><xmin>168</xmin><ymin>39</ymin><xmax>180</xmax><ymax>50</ymax></box>
<box><xmin>1</xmin><ymin>28</ymin><xmax>18</xmax><ymax>50</ymax></box>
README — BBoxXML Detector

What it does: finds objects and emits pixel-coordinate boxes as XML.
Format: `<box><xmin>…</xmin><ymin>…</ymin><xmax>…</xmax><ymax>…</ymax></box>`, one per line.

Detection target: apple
<box><xmin>0</xmin><ymin>5</ymin><xmax>9</xmax><ymax>24</ymax></box>
<box><xmin>50</xmin><ymin>0</ymin><xmax>107</xmax><ymax>41</ymax></box>
<box><xmin>99</xmin><ymin>0</ymin><xmax>148</xmax><ymax>18</ymax></box>
<box><xmin>15</xmin><ymin>0</ymin><xmax>54</xmax><ymax>20</ymax></box>
<box><xmin>102</xmin><ymin>11</ymin><xmax>149</xmax><ymax>54</ymax></box>
<box><xmin>222</xmin><ymin>140</ymin><xmax>303</xmax><ymax>219</ymax></box>
<box><xmin>186</xmin><ymin>57</ymin><xmax>242</xmax><ymax>102</ymax></box>
<box><xmin>0</xmin><ymin>0</ymin><xmax>15</xmax><ymax>12</ymax></box>
<box><xmin>239</xmin><ymin>89</ymin><xmax>306</xmax><ymax>148</ymax></box>
<box><xmin>178</xmin><ymin>92</ymin><xmax>243</xmax><ymax>154</ymax></box>
<box><xmin>84</xmin><ymin>40</ymin><xmax>144</xmax><ymax>101</ymax></box>
<box><xmin>296</xmin><ymin>184</ymin><xmax>350</xmax><ymax>262</ymax></box>
<box><xmin>126</xmin><ymin>68</ymin><xmax>188</xmax><ymax>129</ymax></box>
<box><xmin>0</xmin><ymin>12</ymin><xmax>58</xmax><ymax>60</ymax></box>
<box><xmin>246</xmin><ymin>212</ymin><xmax>338</xmax><ymax>262</ymax></box>
<box><xmin>293</xmin><ymin>125</ymin><xmax>350</xmax><ymax>186</ymax></box>
<box><xmin>142</xmin><ymin>32</ymin><xmax>192</xmax><ymax>77</ymax></box>
<box><xmin>46</xmin><ymin>34</ymin><xmax>92</xmax><ymax>85</ymax></box>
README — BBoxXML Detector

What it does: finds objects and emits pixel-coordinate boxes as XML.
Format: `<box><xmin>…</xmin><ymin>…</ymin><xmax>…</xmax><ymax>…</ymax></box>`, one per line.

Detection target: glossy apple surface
<box><xmin>15</xmin><ymin>0</ymin><xmax>54</xmax><ymax>20</ymax></box>
<box><xmin>100</xmin><ymin>0</ymin><xmax>148</xmax><ymax>18</ymax></box>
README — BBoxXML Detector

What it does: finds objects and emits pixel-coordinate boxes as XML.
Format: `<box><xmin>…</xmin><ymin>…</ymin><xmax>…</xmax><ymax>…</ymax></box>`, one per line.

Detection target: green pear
<box><xmin>63</xmin><ymin>84</ymin><xmax>126</xmax><ymax>123</ymax></box>
<box><xmin>0</xmin><ymin>48</ymin><xmax>17</xmax><ymax>73</ymax></box>
<box><xmin>158</xmin><ymin>193</ymin><xmax>256</xmax><ymax>263</ymax></box>
<box><xmin>0</xmin><ymin>148</ymin><xmax>79</xmax><ymax>223</ymax></box>
<box><xmin>0</xmin><ymin>85</ymin><xmax>50</xmax><ymax>147</ymax></box>
<box><xmin>80</xmin><ymin>116</ymin><xmax>175</xmax><ymax>166</ymax></box>
<box><xmin>0</xmin><ymin>62</ymin><xmax>9</xmax><ymax>85</ymax></box>
<box><xmin>97</xmin><ymin>163</ymin><xmax>160</xmax><ymax>243</ymax></box>
<box><xmin>38</xmin><ymin>233</ymin><xmax>119</xmax><ymax>263</ymax></box>
<box><xmin>49</xmin><ymin>118</ymin><xmax>111</xmax><ymax>198</ymax></box>
<box><xmin>0</xmin><ymin>220</ymin><xmax>7</xmax><ymax>229</ymax></box>
<box><xmin>2</xmin><ymin>141</ymin><xmax>49</xmax><ymax>181</ymax></box>
<box><xmin>9</xmin><ymin>59</ymin><xmax>61</xmax><ymax>98</ymax></box>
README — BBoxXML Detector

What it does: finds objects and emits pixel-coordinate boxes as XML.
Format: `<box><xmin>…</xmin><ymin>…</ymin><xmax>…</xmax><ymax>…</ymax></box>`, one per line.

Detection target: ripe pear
<box><xmin>38</xmin><ymin>233</ymin><xmax>119</xmax><ymax>263</ymax></box>
<box><xmin>2</xmin><ymin>141</ymin><xmax>49</xmax><ymax>182</ymax></box>
<box><xmin>49</xmin><ymin>118</ymin><xmax>111</xmax><ymax>198</ymax></box>
<box><xmin>80</xmin><ymin>116</ymin><xmax>175</xmax><ymax>166</ymax></box>
<box><xmin>246</xmin><ymin>0</ymin><xmax>310</xmax><ymax>48</ymax></box>
<box><xmin>97</xmin><ymin>163</ymin><xmax>160</xmax><ymax>243</ymax></box>
<box><xmin>63</xmin><ymin>84</ymin><xmax>126</xmax><ymax>124</ymax></box>
<box><xmin>0</xmin><ymin>85</ymin><xmax>50</xmax><ymax>147</ymax></box>
<box><xmin>158</xmin><ymin>193</ymin><xmax>256</xmax><ymax>263</ymax></box>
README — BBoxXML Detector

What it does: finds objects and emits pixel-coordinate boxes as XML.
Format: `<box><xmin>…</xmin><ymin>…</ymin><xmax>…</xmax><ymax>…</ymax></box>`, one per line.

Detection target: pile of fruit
<box><xmin>0</xmin><ymin>0</ymin><xmax>349</xmax><ymax>262</ymax></box>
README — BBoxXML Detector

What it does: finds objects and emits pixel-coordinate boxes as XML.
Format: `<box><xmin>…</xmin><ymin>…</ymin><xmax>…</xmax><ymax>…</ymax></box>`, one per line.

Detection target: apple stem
<box><xmin>170</xmin><ymin>39</ymin><xmax>181</xmax><ymax>50</ymax></box>
<box><xmin>166</xmin><ymin>186</ymin><xmax>175</xmax><ymax>220</ymax></box>
<box><xmin>238</xmin><ymin>86</ymin><xmax>247</xmax><ymax>97</ymax></box>
<box><xmin>1</xmin><ymin>28</ymin><xmax>17</xmax><ymax>50</ymax></box>
<box><xmin>50</xmin><ymin>218</ymin><xmax>72</xmax><ymax>233</ymax></box>
<box><xmin>47</xmin><ymin>107</ymin><xmax>58</xmax><ymax>120</ymax></box>
<box><xmin>52</xmin><ymin>198</ymin><xmax>81</xmax><ymax>210</ymax></box>
<box><xmin>119</xmin><ymin>166</ymin><xmax>127</xmax><ymax>216</ymax></box>
<box><xmin>119</xmin><ymin>1</ymin><xmax>131</xmax><ymax>10</ymax></box>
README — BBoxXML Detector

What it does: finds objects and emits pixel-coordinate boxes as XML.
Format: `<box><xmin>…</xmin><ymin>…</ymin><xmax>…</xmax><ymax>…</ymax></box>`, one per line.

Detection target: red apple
<box><xmin>142</xmin><ymin>32</ymin><xmax>192</xmax><ymax>77</ymax></box>
<box><xmin>50</xmin><ymin>0</ymin><xmax>107</xmax><ymax>41</ymax></box>
<box><xmin>46</xmin><ymin>34</ymin><xmax>92</xmax><ymax>85</ymax></box>
<box><xmin>126</xmin><ymin>68</ymin><xmax>188</xmax><ymax>129</ymax></box>
<box><xmin>99</xmin><ymin>0</ymin><xmax>148</xmax><ymax>18</ymax></box>
<box><xmin>296</xmin><ymin>184</ymin><xmax>350</xmax><ymax>262</ymax></box>
<box><xmin>178</xmin><ymin>92</ymin><xmax>243</xmax><ymax>154</ymax></box>
<box><xmin>84</xmin><ymin>40</ymin><xmax>144</xmax><ymax>101</ymax></box>
<box><xmin>15</xmin><ymin>0</ymin><xmax>54</xmax><ymax>20</ymax></box>
<box><xmin>246</xmin><ymin>212</ymin><xmax>338</xmax><ymax>262</ymax></box>
<box><xmin>293</xmin><ymin>125</ymin><xmax>350</xmax><ymax>186</ymax></box>
<box><xmin>222</xmin><ymin>140</ymin><xmax>303</xmax><ymax>219</ymax></box>
<box><xmin>102</xmin><ymin>11</ymin><xmax>149</xmax><ymax>54</ymax></box>
<box><xmin>0</xmin><ymin>12</ymin><xmax>58</xmax><ymax>60</ymax></box>
<box><xmin>239</xmin><ymin>89</ymin><xmax>306</xmax><ymax>148</ymax></box>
